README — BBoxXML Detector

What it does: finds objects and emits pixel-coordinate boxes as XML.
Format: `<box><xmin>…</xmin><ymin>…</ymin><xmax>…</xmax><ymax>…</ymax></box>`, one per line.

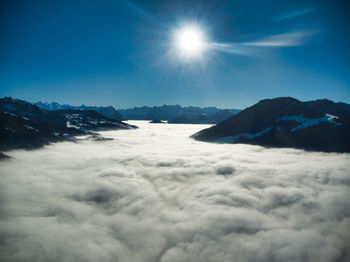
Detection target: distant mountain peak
<box><xmin>35</xmin><ymin>101</ymin><xmax>123</xmax><ymax>121</ymax></box>
<box><xmin>118</xmin><ymin>105</ymin><xmax>240</xmax><ymax>121</ymax></box>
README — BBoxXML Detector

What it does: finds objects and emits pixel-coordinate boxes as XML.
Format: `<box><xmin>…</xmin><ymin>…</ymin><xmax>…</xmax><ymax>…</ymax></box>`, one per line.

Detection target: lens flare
<box><xmin>172</xmin><ymin>24</ymin><xmax>207</xmax><ymax>61</ymax></box>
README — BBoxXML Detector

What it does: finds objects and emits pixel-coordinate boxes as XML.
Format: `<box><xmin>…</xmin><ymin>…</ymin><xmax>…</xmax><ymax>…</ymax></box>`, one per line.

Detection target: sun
<box><xmin>175</xmin><ymin>26</ymin><xmax>204</xmax><ymax>53</ymax></box>
<box><xmin>173</xmin><ymin>24</ymin><xmax>207</xmax><ymax>60</ymax></box>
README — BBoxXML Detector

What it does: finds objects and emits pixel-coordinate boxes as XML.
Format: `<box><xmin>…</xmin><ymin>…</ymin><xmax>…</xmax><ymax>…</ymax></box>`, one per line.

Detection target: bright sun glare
<box><xmin>173</xmin><ymin>25</ymin><xmax>207</xmax><ymax>60</ymax></box>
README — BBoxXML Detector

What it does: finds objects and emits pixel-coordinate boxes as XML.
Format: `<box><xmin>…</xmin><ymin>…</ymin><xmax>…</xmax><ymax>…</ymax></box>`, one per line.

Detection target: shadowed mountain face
<box><xmin>192</xmin><ymin>97</ymin><xmax>350</xmax><ymax>152</ymax></box>
<box><xmin>1</xmin><ymin>97</ymin><xmax>136</xmax><ymax>151</ymax></box>
<box><xmin>36</xmin><ymin>101</ymin><xmax>124</xmax><ymax>121</ymax></box>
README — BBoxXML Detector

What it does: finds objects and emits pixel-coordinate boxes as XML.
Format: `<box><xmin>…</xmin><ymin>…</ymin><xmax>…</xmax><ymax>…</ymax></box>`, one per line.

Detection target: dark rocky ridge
<box><xmin>149</xmin><ymin>119</ymin><xmax>165</xmax><ymax>123</ymax></box>
<box><xmin>192</xmin><ymin>97</ymin><xmax>350</xmax><ymax>152</ymax></box>
<box><xmin>1</xmin><ymin>97</ymin><xmax>136</xmax><ymax>151</ymax></box>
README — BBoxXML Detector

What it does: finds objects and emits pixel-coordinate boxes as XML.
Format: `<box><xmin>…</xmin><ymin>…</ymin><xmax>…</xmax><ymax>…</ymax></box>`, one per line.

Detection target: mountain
<box><xmin>192</xmin><ymin>97</ymin><xmax>350</xmax><ymax>152</ymax></box>
<box><xmin>208</xmin><ymin>109</ymin><xmax>235</xmax><ymax>123</ymax></box>
<box><xmin>35</xmin><ymin>102</ymin><xmax>241</xmax><ymax>122</ymax></box>
<box><xmin>149</xmin><ymin>119</ymin><xmax>165</xmax><ymax>123</ymax></box>
<box><xmin>1</xmin><ymin>97</ymin><xmax>136</xmax><ymax>151</ymax></box>
<box><xmin>35</xmin><ymin>101</ymin><xmax>124</xmax><ymax>121</ymax></box>
<box><xmin>118</xmin><ymin>105</ymin><xmax>240</xmax><ymax>121</ymax></box>
<box><xmin>305</xmin><ymin>99</ymin><xmax>350</xmax><ymax>117</ymax></box>
<box><xmin>168</xmin><ymin>109</ymin><xmax>234</xmax><ymax>124</ymax></box>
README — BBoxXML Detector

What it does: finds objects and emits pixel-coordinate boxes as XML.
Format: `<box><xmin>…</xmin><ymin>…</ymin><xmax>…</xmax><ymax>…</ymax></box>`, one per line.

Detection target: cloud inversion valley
<box><xmin>0</xmin><ymin>121</ymin><xmax>349</xmax><ymax>262</ymax></box>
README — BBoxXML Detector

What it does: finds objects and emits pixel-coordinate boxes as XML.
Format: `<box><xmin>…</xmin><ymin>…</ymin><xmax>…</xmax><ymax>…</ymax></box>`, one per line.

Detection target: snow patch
<box><xmin>4</xmin><ymin>111</ymin><xmax>18</xmax><ymax>117</ymax></box>
<box><xmin>216</xmin><ymin>127</ymin><xmax>273</xmax><ymax>143</ymax></box>
<box><xmin>66</xmin><ymin>114</ymin><xmax>83</xmax><ymax>129</ymax></box>
<box><xmin>24</xmin><ymin>125</ymin><xmax>39</xmax><ymax>132</ymax></box>
<box><xmin>277</xmin><ymin>114</ymin><xmax>340</xmax><ymax>131</ymax></box>
<box><xmin>66</xmin><ymin>121</ymin><xmax>82</xmax><ymax>129</ymax></box>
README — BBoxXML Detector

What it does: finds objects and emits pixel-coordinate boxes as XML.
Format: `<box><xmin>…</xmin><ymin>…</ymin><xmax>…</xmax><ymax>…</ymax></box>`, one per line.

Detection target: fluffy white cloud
<box><xmin>0</xmin><ymin>121</ymin><xmax>349</xmax><ymax>262</ymax></box>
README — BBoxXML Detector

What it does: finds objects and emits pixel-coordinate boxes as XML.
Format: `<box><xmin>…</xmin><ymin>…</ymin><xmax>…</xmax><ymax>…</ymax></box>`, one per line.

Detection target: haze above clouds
<box><xmin>0</xmin><ymin>121</ymin><xmax>349</xmax><ymax>262</ymax></box>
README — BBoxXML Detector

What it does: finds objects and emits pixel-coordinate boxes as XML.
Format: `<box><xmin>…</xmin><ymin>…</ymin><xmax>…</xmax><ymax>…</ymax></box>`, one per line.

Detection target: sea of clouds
<box><xmin>0</xmin><ymin>121</ymin><xmax>349</xmax><ymax>262</ymax></box>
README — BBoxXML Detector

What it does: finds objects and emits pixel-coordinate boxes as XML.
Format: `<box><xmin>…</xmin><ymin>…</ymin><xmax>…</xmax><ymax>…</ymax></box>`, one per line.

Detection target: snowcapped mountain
<box><xmin>1</xmin><ymin>97</ymin><xmax>136</xmax><ymax>151</ymax></box>
<box><xmin>192</xmin><ymin>97</ymin><xmax>350</xmax><ymax>152</ymax></box>
<box><xmin>35</xmin><ymin>101</ymin><xmax>124</xmax><ymax>121</ymax></box>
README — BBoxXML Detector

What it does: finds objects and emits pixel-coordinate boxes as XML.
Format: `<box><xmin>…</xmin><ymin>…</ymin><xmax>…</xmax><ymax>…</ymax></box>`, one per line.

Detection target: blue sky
<box><xmin>1</xmin><ymin>0</ymin><xmax>349</xmax><ymax>109</ymax></box>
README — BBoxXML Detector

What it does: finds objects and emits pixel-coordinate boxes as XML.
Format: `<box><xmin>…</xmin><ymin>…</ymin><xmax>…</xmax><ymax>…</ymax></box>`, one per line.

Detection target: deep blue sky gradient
<box><xmin>1</xmin><ymin>0</ymin><xmax>349</xmax><ymax>109</ymax></box>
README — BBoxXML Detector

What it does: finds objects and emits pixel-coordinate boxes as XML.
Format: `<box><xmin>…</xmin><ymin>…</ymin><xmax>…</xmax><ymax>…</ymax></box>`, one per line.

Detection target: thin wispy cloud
<box><xmin>276</xmin><ymin>7</ymin><xmax>316</xmax><ymax>21</ymax></box>
<box><xmin>209</xmin><ymin>43</ymin><xmax>257</xmax><ymax>57</ymax></box>
<box><xmin>208</xmin><ymin>30</ymin><xmax>317</xmax><ymax>58</ymax></box>
<box><xmin>242</xmin><ymin>30</ymin><xmax>317</xmax><ymax>47</ymax></box>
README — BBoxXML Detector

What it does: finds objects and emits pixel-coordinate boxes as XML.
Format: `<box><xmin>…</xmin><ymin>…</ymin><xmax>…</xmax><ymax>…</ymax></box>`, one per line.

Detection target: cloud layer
<box><xmin>1</xmin><ymin>121</ymin><xmax>349</xmax><ymax>262</ymax></box>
